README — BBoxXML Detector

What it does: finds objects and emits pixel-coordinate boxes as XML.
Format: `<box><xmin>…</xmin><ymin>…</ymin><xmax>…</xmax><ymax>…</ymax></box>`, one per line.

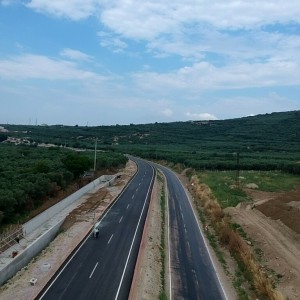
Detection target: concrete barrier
<box><xmin>23</xmin><ymin>175</ymin><xmax>116</xmax><ymax>235</ymax></box>
<box><xmin>0</xmin><ymin>174</ymin><xmax>117</xmax><ymax>287</ymax></box>
<box><xmin>0</xmin><ymin>219</ymin><xmax>64</xmax><ymax>286</ymax></box>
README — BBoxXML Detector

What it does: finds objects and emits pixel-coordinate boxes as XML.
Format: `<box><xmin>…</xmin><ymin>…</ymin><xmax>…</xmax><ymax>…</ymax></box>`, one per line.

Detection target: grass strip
<box><xmin>158</xmin><ymin>173</ymin><xmax>167</xmax><ymax>300</ymax></box>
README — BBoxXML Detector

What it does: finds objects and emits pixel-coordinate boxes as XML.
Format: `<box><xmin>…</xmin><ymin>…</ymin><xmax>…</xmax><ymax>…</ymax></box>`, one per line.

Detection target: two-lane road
<box><xmin>38</xmin><ymin>158</ymin><xmax>154</xmax><ymax>300</ymax></box>
<box><xmin>157</xmin><ymin>165</ymin><xmax>227</xmax><ymax>300</ymax></box>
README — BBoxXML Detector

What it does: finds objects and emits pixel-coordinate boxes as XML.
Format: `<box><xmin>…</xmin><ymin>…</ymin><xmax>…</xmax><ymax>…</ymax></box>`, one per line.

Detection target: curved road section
<box><xmin>37</xmin><ymin>158</ymin><xmax>154</xmax><ymax>300</ymax></box>
<box><xmin>157</xmin><ymin>165</ymin><xmax>227</xmax><ymax>300</ymax></box>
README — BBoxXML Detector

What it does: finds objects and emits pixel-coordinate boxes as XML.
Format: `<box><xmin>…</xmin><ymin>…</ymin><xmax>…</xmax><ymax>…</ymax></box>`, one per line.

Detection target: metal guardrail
<box><xmin>0</xmin><ymin>226</ymin><xmax>24</xmax><ymax>254</ymax></box>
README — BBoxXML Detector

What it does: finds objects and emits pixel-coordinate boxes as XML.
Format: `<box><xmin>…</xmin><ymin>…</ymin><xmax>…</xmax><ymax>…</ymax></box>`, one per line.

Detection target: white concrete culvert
<box><xmin>40</xmin><ymin>263</ymin><xmax>51</xmax><ymax>272</ymax></box>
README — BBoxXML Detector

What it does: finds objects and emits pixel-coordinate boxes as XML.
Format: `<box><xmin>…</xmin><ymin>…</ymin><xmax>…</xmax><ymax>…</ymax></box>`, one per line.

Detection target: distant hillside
<box><xmin>1</xmin><ymin>110</ymin><xmax>300</xmax><ymax>173</ymax></box>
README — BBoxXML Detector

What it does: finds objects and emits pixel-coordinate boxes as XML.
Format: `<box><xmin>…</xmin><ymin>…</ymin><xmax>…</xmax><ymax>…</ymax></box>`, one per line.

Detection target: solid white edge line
<box><xmin>157</xmin><ymin>164</ymin><xmax>228</xmax><ymax>300</ymax></box>
<box><xmin>155</xmin><ymin>166</ymin><xmax>172</xmax><ymax>300</ymax></box>
<box><xmin>89</xmin><ymin>262</ymin><xmax>99</xmax><ymax>279</ymax></box>
<box><xmin>181</xmin><ymin>176</ymin><xmax>229</xmax><ymax>300</ymax></box>
<box><xmin>114</xmin><ymin>165</ymin><xmax>155</xmax><ymax>300</ymax></box>
<box><xmin>166</xmin><ymin>174</ymin><xmax>172</xmax><ymax>300</ymax></box>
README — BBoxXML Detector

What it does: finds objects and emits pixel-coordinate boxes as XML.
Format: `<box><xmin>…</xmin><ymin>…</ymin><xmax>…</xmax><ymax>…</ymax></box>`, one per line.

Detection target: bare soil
<box><xmin>256</xmin><ymin>189</ymin><xmax>300</xmax><ymax>234</ymax></box>
<box><xmin>225</xmin><ymin>188</ymin><xmax>300</xmax><ymax>299</ymax></box>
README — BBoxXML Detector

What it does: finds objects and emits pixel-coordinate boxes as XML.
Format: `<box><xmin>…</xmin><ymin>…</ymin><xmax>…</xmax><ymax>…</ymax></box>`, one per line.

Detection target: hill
<box><xmin>1</xmin><ymin>110</ymin><xmax>300</xmax><ymax>173</ymax></box>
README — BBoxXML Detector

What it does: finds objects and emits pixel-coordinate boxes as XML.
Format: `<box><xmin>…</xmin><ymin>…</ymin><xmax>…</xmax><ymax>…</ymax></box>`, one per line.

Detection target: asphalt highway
<box><xmin>37</xmin><ymin>158</ymin><xmax>154</xmax><ymax>300</ymax></box>
<box><xmin>157</xmin><ymin>165</ymin><xmax>227</xmax><ymax>300</ymax></box>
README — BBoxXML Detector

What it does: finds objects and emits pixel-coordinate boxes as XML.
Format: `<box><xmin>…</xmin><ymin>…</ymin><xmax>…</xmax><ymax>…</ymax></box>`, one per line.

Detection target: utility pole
<box><xmin>94</xmin><ymin>138</ymin><xmax>97</xmax><ymax>172</ymax></box>
<box><xmin>236</xmin><ymin>152</ymin><xmax>240</xmax><ymax>187</ymax></box>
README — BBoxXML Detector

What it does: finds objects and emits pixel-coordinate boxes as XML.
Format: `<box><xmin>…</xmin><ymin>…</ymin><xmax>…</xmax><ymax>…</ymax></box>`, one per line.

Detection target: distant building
<box><xmin>0</xmin><ymin>126</ymin><xmax>8</xmax><ymax>132</ymax></box>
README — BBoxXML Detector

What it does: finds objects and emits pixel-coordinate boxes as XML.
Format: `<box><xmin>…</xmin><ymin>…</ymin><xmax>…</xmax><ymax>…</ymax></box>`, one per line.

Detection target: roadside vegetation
<box><xmin>197</xmin><ymin>170</ymin><xmax>300</xmax><ymax>208</ymax></box>
<box><xmin>157</xmin><ymin>172</ymin><xmax>168</xmax><ymax>300</ymax></box>
<box><xmin>188</xmin><ymin>171</ymin><xmax>289</xmax><ymax>300</ymax></box>
<box><xmin>0</xmin><ymin>144</ymin><xmax>127</xmax><ymax>228</ymax></box>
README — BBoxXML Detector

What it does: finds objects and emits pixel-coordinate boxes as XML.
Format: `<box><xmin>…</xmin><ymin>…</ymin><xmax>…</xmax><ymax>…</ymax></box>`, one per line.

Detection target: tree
<box><xmin>0</xmin><ymin>190</ymin><xmax>17</xmax><ymax>222</ymax></box>
<box><xmin>62</xmin><ymin>153</ymin><xmax>91</xmax><ymax>178</ymax></box>
<box><xmin>0</xmin><ymin>134</ymin><xmax>7</xmax><ymax>142</ymax></box>
<box><xmin>35</xmin><ymin>160</ymin><xmax>51</xmax><ymax>173</ymax></box>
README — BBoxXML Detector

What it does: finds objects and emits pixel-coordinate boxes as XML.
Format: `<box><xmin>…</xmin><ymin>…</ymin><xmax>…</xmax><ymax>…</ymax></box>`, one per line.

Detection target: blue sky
<box><xmin>0</xmin><ymin>1</ymin><xmax>300</xmax><ymax>126</ymax></box>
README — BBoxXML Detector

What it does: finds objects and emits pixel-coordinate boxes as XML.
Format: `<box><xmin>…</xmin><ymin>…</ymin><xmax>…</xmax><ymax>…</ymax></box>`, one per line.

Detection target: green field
<box><xmin>197</xmin><ymin>170</ymin><xmax>300</xmax><ymax>208</ymax></box>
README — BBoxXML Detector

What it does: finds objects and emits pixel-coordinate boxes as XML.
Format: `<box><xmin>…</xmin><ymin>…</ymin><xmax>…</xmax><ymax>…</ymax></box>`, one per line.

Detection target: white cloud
<box><xmin>24</xmin><ymin>1</ymin><xmax>300</xmax><ymax>64</ymax></box>
<box><xmin>100</xmin><ymin>2</ymin><xmax>179</xmax><ymax>40</ymax></box>
<box><xmin>26</xmin><ymin>0</ymin><xmax>99</xmax><ymax>20</ymax></box>
<box><xmin>185</xmin><ymin>112</ymin><xmax>218</xmax><ymax>120</ymax></box>
<box><xmin>60</xmin><ymin>48</ymin><xmax>92</xmax><ymax>62</ymax></box>
<box><xmin>0</xmin><ymin>54</ymin><xmax>103</xmax><ymax>81</ymax></box>
<box><xmin>98</xmin><ymin>31</ymin><xmax>128</xmax><ymax>52</ymax></box>
<box><xmin>97</xmin><ymin>2</ymin><xmax>300</xmax><ymax>68</ymax></box>
<box><xmin>149</xmin><ymin>27</ymin><xmax>300</xmax><ymax>62</ymax></box>
<box><xmin>1</xmin><ymin>0</ymin><xmax>16</xmax><ymax>6</ymax></box>
<box><xmin>133</xmin><ymin>59</ymin><xmax>300</xmax><ymax>95</ymax></box>
<box><xmin>25</xmin><ymin>1</ymin><xmax>300</xmax><ymax>33</ymax></box>
<box><xmin>99</xmin><ymin>1</ymin><xmax>300</xmax><ymax>40</ymax></box>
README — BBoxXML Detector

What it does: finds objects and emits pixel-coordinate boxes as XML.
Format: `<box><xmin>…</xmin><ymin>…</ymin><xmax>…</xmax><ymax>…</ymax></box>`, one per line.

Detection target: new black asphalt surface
<box><xmin>157</xmin><ymin>165</ymin><xmax>227</xmax><ymax>300</ymax></box>
<box><xmin>38</xmin><ymin>158</ymin><xmax>154</xmax><ymax>300</ymax></box>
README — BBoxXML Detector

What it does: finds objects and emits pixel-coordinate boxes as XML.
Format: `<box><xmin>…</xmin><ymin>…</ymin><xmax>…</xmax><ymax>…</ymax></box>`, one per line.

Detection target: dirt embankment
<box><xmin>225</xmin><ymin>188</ymin><xmax>300</xmax><ymax>299</ymax></box>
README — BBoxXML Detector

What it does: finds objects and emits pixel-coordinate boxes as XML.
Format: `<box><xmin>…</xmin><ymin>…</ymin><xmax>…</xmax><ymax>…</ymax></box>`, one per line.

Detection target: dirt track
<box><xmin>225</xmin><ymin>189</ymin><xmax>300</xmax><ymax>299</ymax></box>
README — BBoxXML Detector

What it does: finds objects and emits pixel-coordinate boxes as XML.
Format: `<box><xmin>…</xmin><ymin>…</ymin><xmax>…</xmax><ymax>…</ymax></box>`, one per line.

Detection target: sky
<box><xmin>0</xmin><ymin>1</ymin><xmax>300</xmax><ymax>126</ymax></box>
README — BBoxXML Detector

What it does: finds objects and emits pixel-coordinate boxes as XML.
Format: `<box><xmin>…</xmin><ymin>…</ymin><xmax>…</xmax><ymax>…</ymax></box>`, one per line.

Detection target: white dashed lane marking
<box><xmin>89</xmin><ymin>262</ymin><xmax>99</xmax><ymax>279</ymax></box>
<box><xmin>108</xmin><ymin>234</ymin><xmax>114</xmax><ymax>244</ymax></box>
